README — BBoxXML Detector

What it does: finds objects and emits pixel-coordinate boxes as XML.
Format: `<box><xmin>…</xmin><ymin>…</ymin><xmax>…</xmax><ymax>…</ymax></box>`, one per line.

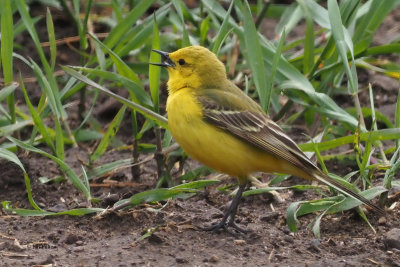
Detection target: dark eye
<box><xmin>178</xmin><ymin>59</ymin><xmax>186</xmax><ymax>65</ymax></box>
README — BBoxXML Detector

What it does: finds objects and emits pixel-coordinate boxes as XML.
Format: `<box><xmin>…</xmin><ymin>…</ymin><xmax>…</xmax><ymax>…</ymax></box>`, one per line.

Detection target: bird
<box><xmin>150</xmin><ymin>45</ymin><xmax>384</xmax><ymax>233</ymax></box>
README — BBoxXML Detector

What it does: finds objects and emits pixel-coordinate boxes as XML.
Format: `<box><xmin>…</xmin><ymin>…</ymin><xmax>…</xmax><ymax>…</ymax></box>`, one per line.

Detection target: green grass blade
<box><xmin>179</xmin><ymin>166</ymin><xmax>213</xmax><ymax>181</ymax></box>
<box><xmin>240</xmin><ymin>0</ymin><xmax>268</xmax><ymax>110</ymax></box>
<box><xmin>49</xmin><ymin>208</ymin><xmax>105</xmax><ymax>216</ymax></box>
<box><xmin>90</xmin><ymin>106</ymin><xmax>126</xmax><ymax>163</ymax></box>
<box><xmin>13</xmin><ymin>16</ymin><xmax>41</xmax><ymax>36</ymax></box>
<box><xmin>299</xmin><ymin>128</ymin><xmax>400</xmax><ymax>152</ymax></box>
<box><xmin>54</xmin><ymin>119</ymin><xmax>64</xmax><ymax>161</ymax></box>
<box><xmin>383</xmin><ymin>146</ymin><xmax>400</xmax><ymax>189</ymax></box>
<box><xmin>63</xmin><ymin>66</ymin><xmax>168</xmax><ymax>128</ymax></box>
<box><xmin>30</xmin><ymin>59</ymin><xmax>60</xmax><ymax>117</ymax></box>
<box><xmin>72</xmin><ymin>67</ymin><xmax>152</xmax><ymax>107</ymax></box>
<box><xmin>311</xmin><ymin>139</ymin><xmax>328</xmax><ymax>174</ymax></box>
<box><xmin>172</xmin><ymin>0</ymin><xmax>190</xmax><ymax>47</ymax></box>
<box><xmin>296</xmin><ymin>198</ymin><xmax>339</xmax><ymax>217</ymax></box>
<box><xmin>304</xmin><ymin>0</ymin><xmax>330</xmax><ymax>29</ymax></box>
<box><xmin>0</xmin><ymin>147</ymin><xmax>26</xmax><ymax>171</ymax></box>
<box><xmin>89</xmin><ymin>33</ymin><xmax>142</xmax><ymax>85</ymax></box>
<box><xmin>0</xmin><ymin>120</ymin><xmax>33</xmax><ymax>135</ymax></box>
<box><xmin>243</xmin><ymin>185</ymin><xmax>321</xmax><ymax>197</ymax></box>
<box><xmin>123</xmin><ymin>188</ymin><xmax>198</xmax><ymax>206</ymax></box>
<box><xmin>81</xmin><ymin>166</ymin><xmax>91</xmax><ymax>200</ymax></box>
<box><xmin>20</xmin><ymin>75</ymin><xmax>55</xmax><ymax>152</ymax></box>
<box><xmin>0</xmin><ymin>83</ymin><xmax>18</xmax><ymax>101</ymax></box>
<box><xmin>104</xmin><ymin>0</ymin><xmax>157</xmax><ymax>49</ymax></box>
<box><xmin>292</xmin><ymin>187</ymin><xmax>386</xmax><ymax>220</ymax></box>
<box><xmin>113</xmin><ymin>5</ymin><xmax>170</xmax><ymax>58</ymax></box>
<box><xmin>114</xmin><ymin>180</ymin><xmax>217</xmax><ymax>208</ymax></box>
<box><xmin>286</xmin><ymin>201</ymin><xmax>303</xmax><ymax>232</ymax></box>
<box><xmin>74</xmin><ymin>129</ymin><xmax>103</xmax><ymax>142</ymax></box>
<box><xmin>0</xmin><ymin>148</ymin><xmax>42</xmax><ymax>210</ymax></box>
<box><xmin>85</xmin><ymin>158</ymin><xmax>133</xmax><ymax>179</ymax></box>
<box><xmin>327</xmin><ymin>186</ymin><xmax>387</xmax><ymax>214</ymax></box>
<box><xmin>16</xmin><ymin>0</ymin><xmax>66</xmax><ymax>119</ymax></box>
<box><xmin>0</xmin><ymin>0</ymin><xmax>13</xmax><ymax>82</ymax></box>
<box><xmin>298</xmin><ymin>0</ymin><xmax>314</xmax><ymax>75</ymax></box>
<box><xmin>396</xmin><ymin>79</ymin><xmax>400</xmax><ymax>147</ymax></box>
<box><xmin>275</xmin><ymin>3</ymin><xmax>302</xmax><ymax>37</ymax></box>
<box><xmin>7</xmin><ymin>136</ymin><xmax>90</xmax><ymax>199</ymax></box>
<box><xmin>92</xmin><ymin>35</ymin><xmax>106</xmax><ymax>70</ymax></box>
<box><xmin>200</xmin><ymin>17</ymin><xmax>210</xmax><ymax>46</ymax></box>
<box><xmin>353</xmin><ymin>0</ymin><xmax>400</xmax><ymax>50</ymax></box>
<box><xmin>2</xmin><ymin>201</ymin><xmax>104</xmax><ymax>216</ymax></box>
<box><xmin>80</xmin><ymin>0</ymin><xmax>92</xmax><ymax>51</ymax></box>
<box><xmin>282</xmin><ymin>87</ymin><xmax>359</xmax><ymax>128</ymax></box>
<box><xmin>46</xmin><ymin>8</ymin><xmax>56</xmax><ymax>71</ymax></box>
<box><xmin>30</xmin><ymin>58</ymin><xmax>70</xmax><ymax>150</ymax></box>
<box><xmin>149</xmin><ymin>15</ymin><xmax>161</xmax><ymax>112</ymax></box>
<box><xmin>364</xmin><ymin>44</ymin><xmax>400</xmax><ymax>56</ymax></box>
<box><xmin>172</xmin><ymin>180</ymin><xmax>219</xmax><ymax>189</ymax></box>
<box><xmin>266</xmin><ymin>29</ymin><xmax>286</xmax><ymax>114</ymax></box>
<box><xmin>211</xmin><ymin>0</ymin><xmax>234</xmax><ymax>55</ymax></box>
<box><xmin>1</xmin><ymin>0</ymin><xmax>15</xmax><ymax>123</ymax></box>
<box><xmin>312</xmin><ymin>207</ymin><xmax>331</xmax><ymax>239</ymax></box>
<box><xmin>328</xmin><ymin>0</ymin><xmax>357</xmax><ymax>95</ymax></box>
<box><xmin>23</xmin><ymin>172</ymin><xmax>42</xmax><ymax>211</ymax></box>
<box><xmin>347</xmin><ymin>106</ymin><xmax>394</xmax><ymax>128</ymax></box>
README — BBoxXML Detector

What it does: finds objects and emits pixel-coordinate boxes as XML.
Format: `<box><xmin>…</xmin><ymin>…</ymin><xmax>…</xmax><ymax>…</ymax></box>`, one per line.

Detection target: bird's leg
<box><xmin>202</xmin><ymin>183</ymin><xmax>247</xmax><ymax>233</ymax></box>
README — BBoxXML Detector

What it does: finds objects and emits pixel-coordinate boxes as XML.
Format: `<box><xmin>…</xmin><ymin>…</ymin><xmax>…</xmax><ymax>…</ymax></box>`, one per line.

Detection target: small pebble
<box><xmin>260</xmin><ymin>212</ymin><xmax>279</xmax><ymax>222</ymax></box>
<box><xmin>327</xmin><ymin>239</ymin><xmax>337</xmax><ymax>246</ymax></box>
<box><xmin>209</xmin><ymin>255</ymin><xmax>219</xmax><ymax>263</ymax></box>
<box><xmin>72</xmin><ymin>246</ymin><xmax>84</xmax><ymax>252</ymax></box>
<box><xmin>308</xmin><ymin>239</ymin><xmax>321</xmax><ymax>253</ymax></box>
<box><xmin>310</xmin><ymin>239</ymin><xmax>321</xmax><ymax>247</ymax></box>
<box><xmin>148</xmin><ymin>234</ymin><xmax>163</xmax><ymax>244</ymax></box>
<box><xmin>378</xmin><ymin>217</ymin><xmax>387</xmax><ymax>225</ymax></box>
<box><xmin>176</xmin><ymin>257</ymin><xmax>188</xmax><ymax>264</ymax></box>
<box><xmin>234</xmin><ymin>239</ymin><xmax>246</xmax><ymax>245</ymax></box>
<box><xmin>384</xmin><ymin>228</ymin><xmax>400</xmax><ymax>250</ymax></box>
<box><xmin>283</xmin><ymin>235</ymin><xmax>294</xmax><ymax>243</ymax></box>
<box><xmin>63</xmin><ymin>233</ymin><xmax>79</xmax><ymax>244</ymax></box>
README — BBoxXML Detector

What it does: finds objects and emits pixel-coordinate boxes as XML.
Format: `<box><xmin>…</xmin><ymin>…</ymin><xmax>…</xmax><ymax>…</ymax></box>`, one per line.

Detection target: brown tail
<box><xmin>312</xmin><ymin>171</ymin><xmax>385</xmax><ymax>215</ymax></box>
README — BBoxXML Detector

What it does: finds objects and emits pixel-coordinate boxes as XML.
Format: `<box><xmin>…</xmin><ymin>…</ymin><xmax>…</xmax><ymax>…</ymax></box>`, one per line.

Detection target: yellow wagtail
<box><xmin>150</xmin><ymin>46</ymin><xmax>384</xmax><ymax>233</ymax></box>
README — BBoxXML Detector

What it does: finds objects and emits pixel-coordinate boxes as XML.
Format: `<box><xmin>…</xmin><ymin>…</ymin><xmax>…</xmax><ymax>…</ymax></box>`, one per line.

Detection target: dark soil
<box><xmin>1</xmin><ymin>4</ymin><xmax>400</xmax><ymax>267</ymax></box>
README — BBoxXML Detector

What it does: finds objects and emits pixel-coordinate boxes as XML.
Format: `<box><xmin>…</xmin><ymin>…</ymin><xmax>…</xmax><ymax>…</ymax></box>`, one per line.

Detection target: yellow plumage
<box><xmin>166</xmin><ymin>87</ymin><xmax>308</xmax><ymax>183</ymax></box>
<box><xmin>151</xmin><ymin>46</ymin><xmax>383</xmax><ymax>232</ymax></box>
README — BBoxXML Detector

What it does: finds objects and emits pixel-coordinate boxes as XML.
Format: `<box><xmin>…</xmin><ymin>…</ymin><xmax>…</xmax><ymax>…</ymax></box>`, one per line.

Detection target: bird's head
<box><xmin>150</xmin><ymin>46</ymin><xmax>227</xmax><ymax>93</ymax></box>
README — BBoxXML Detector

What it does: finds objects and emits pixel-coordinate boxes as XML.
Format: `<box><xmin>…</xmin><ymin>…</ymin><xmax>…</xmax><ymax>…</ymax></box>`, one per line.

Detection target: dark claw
<box><xmin>199</xmin><ymin>183</ymin><xmax>248</xmax><ymax>235</ymax></box>
<box><xmin>229</xmin><ymin>222</ymin><xmax>248</xmax><ymax>234</ymax></box>
<box><xmin>200</xmin><ymin>221</ymin><xmax>227</xmax><ymax>232</ymax></box>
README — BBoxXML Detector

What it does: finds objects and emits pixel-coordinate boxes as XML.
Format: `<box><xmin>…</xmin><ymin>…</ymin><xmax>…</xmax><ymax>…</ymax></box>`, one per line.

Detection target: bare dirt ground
<box><xmin>1</xmin><ymin>4</ymin><xmax>400</xmax><ymax>267</ymax></box>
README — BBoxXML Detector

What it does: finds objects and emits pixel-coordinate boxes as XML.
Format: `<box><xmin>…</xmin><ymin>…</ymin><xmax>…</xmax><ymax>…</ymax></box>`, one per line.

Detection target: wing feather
<box><xmin>195</xmin><ymin>89</ymin><xmax>385</xmax><ymax>214</ymax></box>
<box><xmin>197</xmin><ymin>92</ymin><xmax>317</xmax><ymax>172</ymax></box>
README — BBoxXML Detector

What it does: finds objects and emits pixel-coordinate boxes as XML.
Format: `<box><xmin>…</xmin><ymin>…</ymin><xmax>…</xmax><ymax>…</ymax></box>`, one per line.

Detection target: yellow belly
<box><xmin>166</xmin><ymin>89</ymin><xmax>300</xmax><ymax>181</ymax></box>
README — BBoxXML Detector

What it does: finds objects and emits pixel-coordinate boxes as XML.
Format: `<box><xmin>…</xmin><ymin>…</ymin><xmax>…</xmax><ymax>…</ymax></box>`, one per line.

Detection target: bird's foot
<box><xmin>199</xmin><ymin>183</ymin><xmax>248</xmax><ymax>235</ymax></box>
<box><xmin>200</xmin><ymin>218</ymin><xmax>248</xmax><ymax>234</ymax></box>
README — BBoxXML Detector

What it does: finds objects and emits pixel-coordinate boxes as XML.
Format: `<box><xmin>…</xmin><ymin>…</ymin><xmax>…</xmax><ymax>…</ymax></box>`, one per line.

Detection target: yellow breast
<box><xmin>166</xmin><ymin>88</ymin><xmax>292</xmax><ymax>180</ymax></box>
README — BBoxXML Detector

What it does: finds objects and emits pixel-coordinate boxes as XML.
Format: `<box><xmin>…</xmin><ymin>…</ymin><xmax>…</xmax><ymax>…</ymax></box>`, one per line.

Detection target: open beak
<box><xmin>150</xmin><ymin>49</ymin><xmax>175</xmax><ymax>67</ymax></box>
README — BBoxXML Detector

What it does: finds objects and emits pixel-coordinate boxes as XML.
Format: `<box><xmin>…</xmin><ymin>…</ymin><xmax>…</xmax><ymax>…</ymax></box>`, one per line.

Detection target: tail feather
<box><xmin>312</xmin><ymin>171</ymin><xmax>385</xmax><ymax>215</ymax></box>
